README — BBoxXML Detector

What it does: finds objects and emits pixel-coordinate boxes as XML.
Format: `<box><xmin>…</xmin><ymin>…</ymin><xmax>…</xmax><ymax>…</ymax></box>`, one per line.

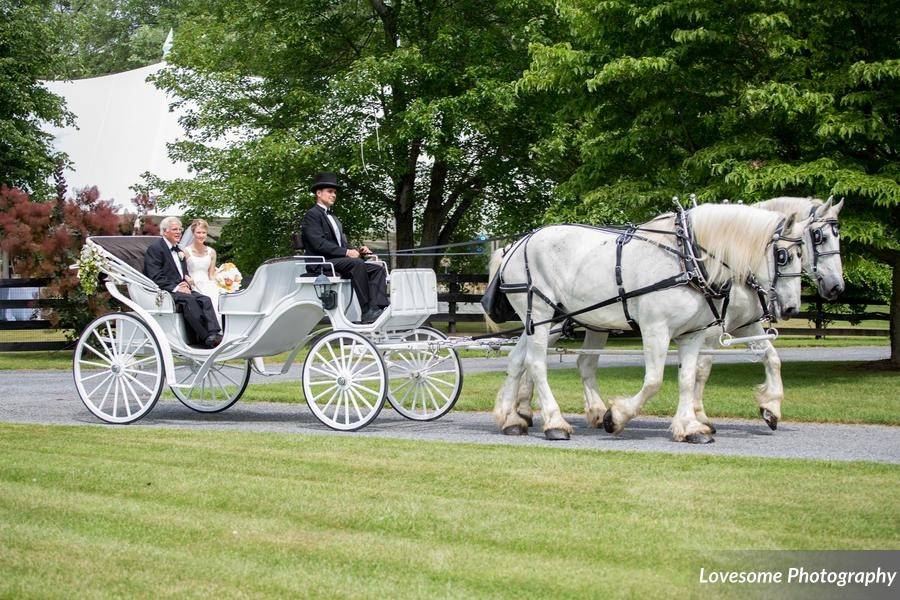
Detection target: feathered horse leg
<box><xmin>671</xmin><ymin>332</ymin><xmax>715</xmax><ymax>443</ymax></box>
<box><xmin>692</xmin><ymin>333</ymin><xmax>717</xmax><ymax>433</ymax></box>
<box><xmin>493</xmin><ymin>336</ymin><xmax>531</xmax><ymax>435</ymax></box>
<box><xmin>526</xmin><ymin>323</ymin><xmax>573</xmax><ymax>440</ymax></box>
<box><xmin>755</xmin><ymin>338</ymin><xmax>783</xmax><ymax>430</ymax></box>
<box><xmin>580</xmin><ymin>330</ymin><xmax>608</xmax><ymax>428</ymax></box>
<box><xmin>604</xmin><ymin>323</ymin><xmax>669</xmax><ymax>434</ymax></box>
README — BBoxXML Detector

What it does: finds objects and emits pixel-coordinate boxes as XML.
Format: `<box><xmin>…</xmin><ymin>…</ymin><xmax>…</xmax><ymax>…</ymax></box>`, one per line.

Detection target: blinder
<box><xmin>776</xmin><ymin>247</ymin><xmax>790</xmax><ymax>267</ymax></box>
<box><xmin>811</xmin><ymin>220</ymin><xmax>839</xmax><ymax>246</ymax></box>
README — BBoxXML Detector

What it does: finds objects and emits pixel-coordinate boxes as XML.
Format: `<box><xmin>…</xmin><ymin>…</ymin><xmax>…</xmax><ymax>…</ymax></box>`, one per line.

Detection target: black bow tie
<box><xmin>325</xmin><ymin>208</ymin><xmax>334</xmax><ymax>215</ymax></box>
<box><xmin>170</xmin><ymin>246</ymin><xmax>180</xmax><ymax>253</ymax></box>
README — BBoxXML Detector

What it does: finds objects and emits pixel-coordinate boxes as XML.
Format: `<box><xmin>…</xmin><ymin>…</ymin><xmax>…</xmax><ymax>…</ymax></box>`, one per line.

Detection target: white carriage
<box><xmin>72</xmin><ymin>236</ymin><xmax>463</xmax><ymax>431</ymax></box>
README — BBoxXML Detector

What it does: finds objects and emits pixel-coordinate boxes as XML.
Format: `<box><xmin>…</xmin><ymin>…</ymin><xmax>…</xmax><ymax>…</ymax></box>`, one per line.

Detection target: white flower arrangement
<box><xmin>215</xmin><ymin>262</ymin><xmax>243</xmax><ymax>293</ymax></box>
<box><xmin>76</xmin><ymin>243</ymin><xmax>106</xmax><ymax>296</ymax></box>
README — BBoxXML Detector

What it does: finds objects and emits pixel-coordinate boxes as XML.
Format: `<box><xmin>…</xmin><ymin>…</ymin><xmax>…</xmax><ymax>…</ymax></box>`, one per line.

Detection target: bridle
<box><xmin>806</xmin><ymin>204</ymin><xmax>842</xmax><ymax>280</ymax></box>
<box><xmin>745</xmin><ymin>218</ymin><xmax>803</xmax><ymax>325</ymax></box>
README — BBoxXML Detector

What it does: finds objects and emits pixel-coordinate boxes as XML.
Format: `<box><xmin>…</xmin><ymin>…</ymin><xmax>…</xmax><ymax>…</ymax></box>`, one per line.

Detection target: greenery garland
<box><xmin>76</xmin><ymin>244</ymin><xmax>104</xmax><ymax>296</ymax></box>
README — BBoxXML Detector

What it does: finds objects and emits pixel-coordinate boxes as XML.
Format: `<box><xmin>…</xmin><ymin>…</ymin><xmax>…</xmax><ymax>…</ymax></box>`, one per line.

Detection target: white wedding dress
<box><xmin>185</xmin><ymin>246</ymin><xmax>221</xmax><ymax>324</ymax></box>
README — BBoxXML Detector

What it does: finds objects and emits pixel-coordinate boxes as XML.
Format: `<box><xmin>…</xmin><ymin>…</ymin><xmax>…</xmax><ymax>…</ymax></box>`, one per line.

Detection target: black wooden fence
<box><xmin>0</xmin><ymin>278</ymin><xmax>69</xmax><ymax>351</ymax></box>
<box><xmin>0</xmin><ymin>274</ymin><xmax>889</xmax><ymax>352</ymax></box>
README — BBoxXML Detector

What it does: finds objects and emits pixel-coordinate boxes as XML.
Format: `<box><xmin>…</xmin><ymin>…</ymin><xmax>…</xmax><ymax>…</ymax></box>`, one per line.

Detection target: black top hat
<box><xmin>309</xmin><ymin>172</ymin><xmax>344</xmax><ymax>192</ymax></box>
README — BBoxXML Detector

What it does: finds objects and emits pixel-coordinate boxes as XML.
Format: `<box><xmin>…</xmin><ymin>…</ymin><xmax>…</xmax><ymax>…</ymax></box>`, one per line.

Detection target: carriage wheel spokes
<box><xmin>383</xmin><ymin>326</ymin><xmax>463</xmax><ymax>421</ymax></box>
<box><xmin>170</xmin><ymin>356</ymin><xmax>251</xmax><ymax>413</ymax></box>
<box><xmin>73</xmin><ymin>313</ymin><xmax>164</xmax><ymax>424</ymax></box>
<box><xmin>302</xmin><ymin>330</ymin><xmax>387</xmax><ymax>431</ymax></box>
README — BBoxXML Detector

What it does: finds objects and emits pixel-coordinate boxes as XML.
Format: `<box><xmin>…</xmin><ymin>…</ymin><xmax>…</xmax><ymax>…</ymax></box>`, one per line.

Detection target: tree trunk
<box><xmin>394</xmin><ymin>204</ymin><xmax>414</xmax><ymax>268</ymax></box>
<box><xmin>891</xmin><ymin>261</ymin><xmax>899</xmax><ymax>367</ymax></box>
<box><xmin>416</xmin><ymin>161</ymin><xmax>449</xmax><ymax>269</ymax></box>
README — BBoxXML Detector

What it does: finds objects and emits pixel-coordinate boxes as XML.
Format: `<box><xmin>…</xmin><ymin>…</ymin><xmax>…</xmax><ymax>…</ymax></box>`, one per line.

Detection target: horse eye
<box><xmin>832</xmin><ymin>223</ymin><xmax>840</xmax><ymax>236</ymax></box>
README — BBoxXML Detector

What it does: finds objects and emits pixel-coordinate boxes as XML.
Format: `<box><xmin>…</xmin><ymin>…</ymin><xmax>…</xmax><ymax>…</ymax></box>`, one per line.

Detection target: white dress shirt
<box><xmin>317</xmin><ymin>202</ymin><xmax>343</xmax><ymax>247</ymax></box>
<box><xmin>167</xmin><ymin>241</ymin><xmax>184</xmax><ymax>291</ymax></box>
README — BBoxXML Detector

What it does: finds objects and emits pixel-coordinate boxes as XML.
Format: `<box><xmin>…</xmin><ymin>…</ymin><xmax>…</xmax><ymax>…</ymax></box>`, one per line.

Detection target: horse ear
<box><xmin>832</xmin><ymin>197</ymin><xmax>845</xmax><ymax>215</ymax></box>
<box><xmin>794</xmin><ymin>216</ymin><xmax>814</xmax><ymax>235</ymax></box>
<box><xmin>783</xmin><ymin>214</ymin><xmax>795</xmax><ymax>231</ymax></box>
<box><xmin>816</xmin><ymin>196</ymin><xmax>834</xmax><ymax>217</ymax></box>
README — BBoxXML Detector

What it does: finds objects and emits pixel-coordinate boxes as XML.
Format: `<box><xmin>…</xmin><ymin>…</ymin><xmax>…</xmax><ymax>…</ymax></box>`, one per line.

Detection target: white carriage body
<box><xmin>72</xmin><ymin>236</ymin><xmax>460</xmax><ymax>429</ymax></box>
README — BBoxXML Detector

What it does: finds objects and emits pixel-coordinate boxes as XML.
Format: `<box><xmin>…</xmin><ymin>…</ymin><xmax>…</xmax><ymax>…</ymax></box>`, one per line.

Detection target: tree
<box><xmin>0</xmin><ymin>184</ymin><xmax>122</xmax><ymax>335</ymax></box>
<box><xmin>50</xmin><ymin>0</ymin><xmax>183</xmax><ymax>79</ymax></box>
<box><xmin>520</xmin><ymin>0</ymin><xmax>900</xmax><ymax>365</ymax></box>
<box><xmin>0</xmin><ymin>0</ymin><xmax>73</xmax><ymax>193</ymax></box>
<box><xmin>146</xmin><ymin>0</ymin><xmax>558</xmax><ymax>272</ymax></box>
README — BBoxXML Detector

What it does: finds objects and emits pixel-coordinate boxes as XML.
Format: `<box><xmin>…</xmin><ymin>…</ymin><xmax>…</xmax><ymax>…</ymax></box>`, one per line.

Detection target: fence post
<box><xmin>815</xmin><ymin>297</ymin><xmax>824</xmax><ymax>339</ymax></box>
<box><xmin>448</xmin><ymin>275</ymin><xmax>459</xmax><ymax>334</ymax></box>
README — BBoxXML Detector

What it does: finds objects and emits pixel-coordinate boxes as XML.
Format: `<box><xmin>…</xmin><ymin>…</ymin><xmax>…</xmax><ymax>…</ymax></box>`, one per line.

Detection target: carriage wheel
<box><xmin>383</xmin><ymin>326</ymin><xmax>462</xmax><ymax>421</ymax></box>
<box><xmin>73</xmin><ymin>313</ymin><xmax>164</xmax><ymax>424</ymax></box>
<box><xmin>302</xmin><ymin>330</ymin><xmax>387</xmax><ymax>431</ymax></box>
<box><xmin>170</xmin><ymin>356</ymin><xmax>251</xmax><ymax>413</ymax></box>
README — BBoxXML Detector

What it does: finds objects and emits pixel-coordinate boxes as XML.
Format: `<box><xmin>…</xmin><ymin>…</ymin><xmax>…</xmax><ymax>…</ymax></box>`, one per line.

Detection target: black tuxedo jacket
<box><xmin>300</xmin><ymin>205</ymin><xmax>349</xmax><ymax>259</ymax></box>
<box><xmin>144</xmin><ymin>237</ymin><xmax>188</xmax><ymax>291</ymax></box>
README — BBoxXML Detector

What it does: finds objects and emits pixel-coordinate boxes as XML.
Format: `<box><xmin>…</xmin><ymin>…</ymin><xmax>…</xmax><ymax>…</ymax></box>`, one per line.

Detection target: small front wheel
<box><xmin>302</xmin><ymin>330</ymin><xmax>387</xmax><ymax>431</ymax></box>
<box><xmin>73</xmin><ymin>313</ymin><xmax>164</xmax><ymax>424</ymax></box>
<box><xmin>171</xmin><ymin>357</ymin><xmax>251</xmax><ymax>413</ymax></box>
<box><xmin>383</xmin><ymin>327</ymin><xmax>462</xmax><ymax>421</ymax></box>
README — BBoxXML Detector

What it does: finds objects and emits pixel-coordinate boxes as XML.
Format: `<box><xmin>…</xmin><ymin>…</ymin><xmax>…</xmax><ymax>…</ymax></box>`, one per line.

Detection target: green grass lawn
<box><xmin>0</xmin><ymin>424</ymin><xmax>896</xmax><ymax>598</ymax></box>
<box><xmin>238</xmin><ymin>361</ymin><xmax>900</xmax><ymax>426</ymax></box>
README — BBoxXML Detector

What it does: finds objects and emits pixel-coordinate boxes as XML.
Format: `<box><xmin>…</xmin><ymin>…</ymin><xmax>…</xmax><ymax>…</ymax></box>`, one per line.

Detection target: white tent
<box><xmin>42</xmin><ymin>61</ymin><xmax>190</xmax><ymax>211</ymax></box>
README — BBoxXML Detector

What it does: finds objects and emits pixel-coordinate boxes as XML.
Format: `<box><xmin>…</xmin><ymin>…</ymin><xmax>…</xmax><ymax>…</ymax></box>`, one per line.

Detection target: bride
<box><xmin>181</xmin><ymin>218</ymin><xmax>221</xmax><ymax>323</ymax></box>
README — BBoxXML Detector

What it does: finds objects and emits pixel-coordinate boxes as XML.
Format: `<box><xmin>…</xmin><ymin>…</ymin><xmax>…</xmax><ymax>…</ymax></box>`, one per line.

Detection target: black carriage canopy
<box><xmin>89</xmin><ymin>236</ymin><xmax>161</xmax><ymax>274</ymax></box>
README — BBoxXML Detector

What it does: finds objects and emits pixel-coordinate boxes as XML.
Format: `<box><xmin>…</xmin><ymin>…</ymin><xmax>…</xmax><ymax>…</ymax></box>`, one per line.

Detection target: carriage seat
<box><xmin>85</xmin><ymin>236</ymin><xmax>180</xmax><ymax>314</ymax></box>
<box><xmin>219</xmin><ymin>257</ymin><xmax>318</xmax><ymax>315</ymax></box>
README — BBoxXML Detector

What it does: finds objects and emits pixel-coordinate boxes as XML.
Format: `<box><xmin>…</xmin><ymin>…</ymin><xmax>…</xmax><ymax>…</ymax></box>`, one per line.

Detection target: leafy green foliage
<box><xmin>49</xmin><ymin>0</ymin><xmax>182</xmax><ymax>79</ymax></box>
<box><xmin>146</xmin><ymin>0</ymin><xmax>560</xmax><ymax>272</ymax></box>
<box><xmin>520</xmin><ymin>0</ymin><xmax>898</xmax><ymax>243</ymax></box>
<box><xmin>0</xmin><ymin>0</ymin><xmax>73</xmax><ymax>192</ymax></box>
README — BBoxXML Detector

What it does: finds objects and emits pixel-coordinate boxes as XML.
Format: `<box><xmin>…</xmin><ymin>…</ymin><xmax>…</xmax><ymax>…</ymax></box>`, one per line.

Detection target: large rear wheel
<box><xmin>73</xmin><ymin>313</ymin><xmax>164</xmax><ymax>424</ymax></box>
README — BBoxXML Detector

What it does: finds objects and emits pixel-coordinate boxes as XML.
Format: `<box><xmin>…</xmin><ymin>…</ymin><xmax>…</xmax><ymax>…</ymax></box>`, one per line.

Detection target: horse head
<box><xmin>769</xmin><ymin>214</ymin><xmax>811</xmax><ymax>320</ymax></box>
<box><xmin>806</xmin><ymin>197</ymin><xmax>845</xmax><ymax>301</ymax></box>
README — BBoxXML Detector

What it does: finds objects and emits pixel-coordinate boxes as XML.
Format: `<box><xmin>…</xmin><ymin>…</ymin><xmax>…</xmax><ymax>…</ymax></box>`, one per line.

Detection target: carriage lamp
<box><xmin>314</xmin><ymin>274</ymin><xmax>337</xmax><ymax>310</ymax></box>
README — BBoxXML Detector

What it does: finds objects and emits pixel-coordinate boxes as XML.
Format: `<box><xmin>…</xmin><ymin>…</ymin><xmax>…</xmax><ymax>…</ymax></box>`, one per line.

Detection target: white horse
<box><xmin>691</xmin><ymin>196</ymin><xmax>845</xmax><ymax>431</ymax></box>
<box><xmin>490</xmin><ymin>203</ymin><xmax>809</xmax><ymax>443</ymax></box>
<box><xmin>503</xmin><ymin>196</ymin><xmax>844</xmax><ymax>434</ymax></box>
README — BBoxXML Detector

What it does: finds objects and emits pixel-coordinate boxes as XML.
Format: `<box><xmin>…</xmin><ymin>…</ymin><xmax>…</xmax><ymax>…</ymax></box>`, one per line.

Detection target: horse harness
<box><xmin>495</xmin><ymin>207</ymin><xmax>801</xmax><ymax>338</ymax></box>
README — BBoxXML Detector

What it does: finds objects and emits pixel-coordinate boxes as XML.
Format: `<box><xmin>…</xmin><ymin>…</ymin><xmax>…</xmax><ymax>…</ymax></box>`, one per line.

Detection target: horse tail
<box><xmin>484</xmin><ymin>246</ymin><xmax>506</xmax><ymax>333</ymax></box>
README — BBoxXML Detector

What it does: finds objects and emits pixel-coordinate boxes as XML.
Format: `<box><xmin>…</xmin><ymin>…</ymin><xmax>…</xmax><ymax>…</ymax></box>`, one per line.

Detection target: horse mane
<box><xmin>754</xmin><ymin>196</ymin><xmax>822</xmax><ymax>220</ymax></box>
<box><xmin>689</xmin><ymin>204</ymin><xmax>782</xmax><ymax>286</ymax></box>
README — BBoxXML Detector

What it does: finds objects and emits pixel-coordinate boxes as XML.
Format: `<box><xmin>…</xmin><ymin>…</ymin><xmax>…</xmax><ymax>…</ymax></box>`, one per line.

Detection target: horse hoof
<box><xmin>602</xmin><ymin>410</ymin><xmax>616</xmax><ymax>434</ymax></box>
<box><xmin>517</xmin><ymin>412</ymin><xmax>534</xmax><ymax>427</ymax></box>
<box><xmin>684</xmin><ymin>433</ymin><xmax>715</xmax><ymax>444</ymax></box>
<box><xmin>707</xmin><ymin>423</ymin><xmax>717</xmax><ymax>434</ymax></box>
<box><xmin>760</xmin><ymin>408</ymin><xmax>778</xmax><ymax>431</ymax></box>
<box><xmin>502</xmin><ymin>424</ymin><xmax>528</xmax><ymax>436</ymax></box>
<box><xmin>544</xmin><ymin>428</ymin><xmax>570</xmax><ymax>441</ymax></box>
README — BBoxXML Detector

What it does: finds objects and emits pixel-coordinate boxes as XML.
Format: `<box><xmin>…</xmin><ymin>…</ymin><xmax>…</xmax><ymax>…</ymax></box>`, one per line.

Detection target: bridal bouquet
<box><xmin>215</xmin><ymin>262</ymin><xmax>243</xmax><ymax>293</ymax></box>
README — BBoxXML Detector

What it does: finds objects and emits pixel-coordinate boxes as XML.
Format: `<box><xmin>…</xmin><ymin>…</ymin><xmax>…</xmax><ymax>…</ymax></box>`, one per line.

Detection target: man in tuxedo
<box><xmin>143</xmin><ymin>217</ymin><xmax>223</xmax><ymax>347</ymax></box>
<box><xmin>300</xmin><ymin>172</ymin><xmax>388</xmax><ymax>324</ymax></box>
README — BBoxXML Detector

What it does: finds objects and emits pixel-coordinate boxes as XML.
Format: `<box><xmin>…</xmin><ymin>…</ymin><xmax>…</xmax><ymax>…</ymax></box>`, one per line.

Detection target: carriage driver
<box><xmin>299</xmin><ymin>172</ymin><xmax>389</xmax><ymax>324</ymax></box>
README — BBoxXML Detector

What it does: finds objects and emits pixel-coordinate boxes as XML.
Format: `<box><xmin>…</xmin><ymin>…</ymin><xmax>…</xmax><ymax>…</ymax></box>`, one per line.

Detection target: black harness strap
<box><xmin>615</xmin><ymin>226</ymin><xmax>640</xmax><ymax>332</ymax></box>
